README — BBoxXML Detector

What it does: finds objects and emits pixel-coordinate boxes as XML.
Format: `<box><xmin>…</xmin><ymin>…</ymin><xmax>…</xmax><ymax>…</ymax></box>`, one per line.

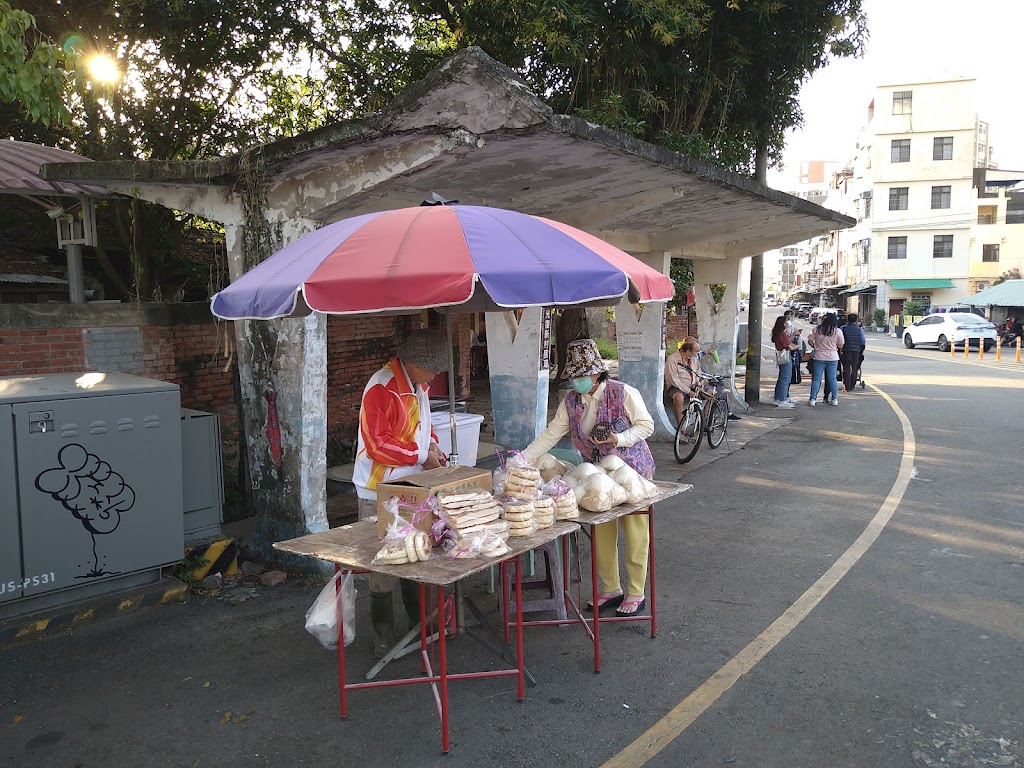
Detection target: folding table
<box><xmin>500</xmin><ymin>480</ymin><xmax>690</xmax><ymax>672</ymax></box>
<box><xmin>274</xmin><ymin>518</ymin><xmax>580</xmax><ymax>754</ymax></box>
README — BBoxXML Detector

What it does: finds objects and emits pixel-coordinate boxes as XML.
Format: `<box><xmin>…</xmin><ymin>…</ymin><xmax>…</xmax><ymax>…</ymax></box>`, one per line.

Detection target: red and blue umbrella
<box><xmin>211</xmin><ymin>205</ymin><xmax>673</xmax><ymax>319</ymax></box>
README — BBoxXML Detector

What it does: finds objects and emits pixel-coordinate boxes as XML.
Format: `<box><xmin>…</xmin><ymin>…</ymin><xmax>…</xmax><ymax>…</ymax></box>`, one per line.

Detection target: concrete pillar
<box><xmin>615</xmin><ymin>299</ymin><xmax>674</xmax><ymax>439</ymax></box>
<box><xmin>485</xmin><ymin>307</ymin><xmax>549</xmax><ymax>450</ymax></box>
<box><xmin>223</xmin><ymin>220</ymin><xmax>329</xmax><ymax>561</ymax></box>
<box><xmin>693</xmin><ymin>257</ymin><xmax>747</xmax><ymax>412</ymax></box>
<box><xmin>65</xmin><ymin>244</ymin><xmax>85</xmax><ymax>304</ymax></box>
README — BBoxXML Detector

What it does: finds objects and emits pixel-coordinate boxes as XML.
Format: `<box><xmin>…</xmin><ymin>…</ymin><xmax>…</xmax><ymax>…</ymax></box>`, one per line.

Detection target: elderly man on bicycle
<box><xmin>664</xmin><ymin>337</ymin><xmax>739</xmax><ymax>424</ymax></box>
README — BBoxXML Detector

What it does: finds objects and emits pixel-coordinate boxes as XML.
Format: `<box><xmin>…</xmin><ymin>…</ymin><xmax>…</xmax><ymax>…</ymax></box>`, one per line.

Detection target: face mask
<box><xmin>570</xmin><ymin>376</ymin><xmax>594</xmax><ymax>394</ymax></box>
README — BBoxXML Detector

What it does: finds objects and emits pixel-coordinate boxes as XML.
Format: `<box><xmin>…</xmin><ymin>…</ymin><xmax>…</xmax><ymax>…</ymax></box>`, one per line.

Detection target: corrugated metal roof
<box><xmin>961</xmin><ymin>280</ymin><xmax>1024</xmax><ymax>307</ymax></box>
<box><xmin>0</xmin><ymin>140</ymin><xmax>110</xmax><ymax>197</ymax></box>
<box><xmin>0</xmin><ymin>273</ymin><xmax>68</xmax><ymax>285</ymax></box>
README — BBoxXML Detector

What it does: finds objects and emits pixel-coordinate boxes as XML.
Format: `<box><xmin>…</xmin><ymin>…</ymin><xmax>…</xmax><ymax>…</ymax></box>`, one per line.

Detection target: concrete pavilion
<box><xmin>42</xmin><ymin>47</ymin><xmax>854</xmax><ymax>556</ymax></box>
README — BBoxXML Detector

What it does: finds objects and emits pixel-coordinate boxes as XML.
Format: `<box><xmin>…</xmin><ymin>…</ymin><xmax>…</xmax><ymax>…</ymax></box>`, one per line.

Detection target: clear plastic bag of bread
<box><xmin>534</xmin><ymin>453</ymin><xmax>571</xmax><ymax>484</ymax></box>
<box><xmin>372</xmin><ymin>498</ymin><xmax>433</xmax><ymax>565</ymax></box>
<box><xmin>602</xmin><ymin>459</ymin><xmax>660</xmax><ymax>504</ymax></box>
<box><xmin>443</xmin><ymin>528</ymin><xmax>511</xmax><ymax>559</ymax></box>
<box><xmin>576</xmin><ymin>472</ymin><xmax>628</xmax><ymax>512</ymax></box>
<box><xmin>532</xmin><ymin>492</ymin><xmax>555</xmax><ymax>529</ymax></box>
<box><xmin>544</xmin><ymin>477</ymin><xmax>579</xmax><ymax>520</ymax></box>
<box><xmin>502</xmin><ymin>451</ymin><xmax>541</xmax><ymax>502</ymax></box>
<box><xmin>500</xmin><ymin>496</ymin><xmax>537</xmax><ymax>537</ymax></box>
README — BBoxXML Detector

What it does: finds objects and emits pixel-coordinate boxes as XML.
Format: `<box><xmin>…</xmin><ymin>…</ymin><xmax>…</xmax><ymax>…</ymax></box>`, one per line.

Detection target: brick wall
<box><xmin>325</xmin><ymin>313</ymin><xmax>473</xmax><ymax>465</ymax></box>
<box><xmin>0</xmin><ymin>303</ymin><xmax>240</xmax><ymax>466</ymax></box>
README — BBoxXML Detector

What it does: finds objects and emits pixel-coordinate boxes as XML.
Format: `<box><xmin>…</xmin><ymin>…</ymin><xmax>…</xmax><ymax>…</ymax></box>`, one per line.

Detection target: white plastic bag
<box><xmin>305</xmin><ymin>570</ymin><xmax>356</xmax><ymax>650</ymax></box>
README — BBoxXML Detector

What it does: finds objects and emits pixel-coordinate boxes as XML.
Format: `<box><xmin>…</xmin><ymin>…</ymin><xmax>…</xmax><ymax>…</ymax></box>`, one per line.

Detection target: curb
<box><xmin>0</xmin><ymin>577</ymin><xmax>189</xmax><ymax>648</ymax></box>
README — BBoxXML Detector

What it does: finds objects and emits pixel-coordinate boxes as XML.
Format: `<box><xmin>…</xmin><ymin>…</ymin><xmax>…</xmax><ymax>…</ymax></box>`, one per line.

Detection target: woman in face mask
<box><xmin>521</xmin><ymin>338</ymin><xmax>656</xmax><ymax>617</ymax></box>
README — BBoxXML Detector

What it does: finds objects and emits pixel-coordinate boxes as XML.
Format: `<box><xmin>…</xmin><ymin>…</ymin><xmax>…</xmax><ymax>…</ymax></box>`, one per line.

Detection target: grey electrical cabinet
<box><xmin>181</xmin><ymin>408</ymin><xmax>224</xmax><ymax>544</ymax></box>
<box><xmin>0</xmin><ymin>372</ymin><xmax>183</xmax><ymax>608</ymax></box>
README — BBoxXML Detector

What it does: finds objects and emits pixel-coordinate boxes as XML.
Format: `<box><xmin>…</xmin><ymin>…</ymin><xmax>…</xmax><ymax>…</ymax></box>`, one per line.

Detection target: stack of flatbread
<box><xmin>372</xmin><ymin>530</ymin><xmax>432</xmax><ymax>565</ymax></box>
<box><xmin>446</xmin><ymin>532</ymin><xmax>511</xmax><ymax>559</ymax></box>
<box><xmin>500</xmin><ymin>497</ymin><xmax>537</xmax><ymax>537</ymax></box>
<box><xmin>552</xmin><ymin>487</ymin><xmax>580</xmax><ymax>520</ymax></box>
<box><xmin>504</xmin><ymin>465</ymin><xmax>541</xmax><ymax>502</ymax></box>
<box><xmin>533</xmin><ymin>495</ymin><xmax>555</xmax><ymax>529</ymax></box>
<box><xmin>437</xmin><ymin>490</ymin><xmax>506</xmax><ymax>538</ymax></box>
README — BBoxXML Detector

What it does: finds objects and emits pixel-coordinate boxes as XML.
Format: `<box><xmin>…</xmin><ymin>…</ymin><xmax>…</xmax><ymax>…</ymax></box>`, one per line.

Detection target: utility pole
<box><xmin>744</xmin><ymin>143</ymin><xmax>769</xmax><ymax>403</ymax></box>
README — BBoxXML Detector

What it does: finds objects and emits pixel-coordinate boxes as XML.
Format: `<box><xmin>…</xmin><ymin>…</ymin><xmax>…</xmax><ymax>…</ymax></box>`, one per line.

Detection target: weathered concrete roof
<box><xmin>40</xmin><ymin>47</ymin><xmax>853</xmax><ymax>259</ymax></box>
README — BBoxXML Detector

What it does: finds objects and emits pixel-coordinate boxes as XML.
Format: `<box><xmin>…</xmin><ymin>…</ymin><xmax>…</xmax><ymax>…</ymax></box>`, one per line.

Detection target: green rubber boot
<box><xmin>399</xmin><ymin>579</ymin><xmax>422</xmax><ymax>629</ymax></box>
<box><xmin>370</xmin><ymin>590</ymin><xmax>396</xmax><ymax>659</ymax></box>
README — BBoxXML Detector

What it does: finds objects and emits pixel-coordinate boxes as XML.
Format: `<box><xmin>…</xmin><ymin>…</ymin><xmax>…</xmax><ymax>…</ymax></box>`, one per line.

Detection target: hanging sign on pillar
<box><xmin>540</xmin><ymin>310</ymin><xmax>551</xmax><ymax>371</ymax></box>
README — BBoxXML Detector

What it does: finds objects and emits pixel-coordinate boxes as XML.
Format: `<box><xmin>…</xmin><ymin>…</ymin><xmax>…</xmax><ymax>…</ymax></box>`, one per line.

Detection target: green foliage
<box><xmin>901</xmin><ymin>300</ymin><xmax>926</xmax><ymax>317</ymax></box>
<box><xmin>709</xmin><ymin>283</ymin><xmax>726</xmax><ymax>304</ymax></box>
<box><xmin>594</xmin><ymin>337</ymin><xmax>618</xmax><ymax>360</ymax></box>
<box><xmin>994</xmin><ymin>268</ymin><xmax>1021</xmax><ymax>286</ymax></box>
<box><xmin>870</xmin><ymin>309</ymin><xmax>887</xmax><ymax>328</ymax></box>
<box><xmin>669</xmin><ymin>258</ymin><xmax>693</xmax><ymax>312</ymax></box>
<box><xmin>0</xmin><ymin>1</ymin><xmax>70</xmax><ymax>125</ymax></box>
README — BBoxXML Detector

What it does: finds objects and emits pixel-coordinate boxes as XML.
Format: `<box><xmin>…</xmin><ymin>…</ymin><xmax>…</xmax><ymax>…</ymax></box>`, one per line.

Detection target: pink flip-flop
<box><xmin>585</xmin><ymin>592</ymin><xmax>624</xmax><ymax>613</ymax></box>
<box><xmin>615</xmin><ymin>596</ymin><xmax>646</xmax><ymax>616</ymax></box>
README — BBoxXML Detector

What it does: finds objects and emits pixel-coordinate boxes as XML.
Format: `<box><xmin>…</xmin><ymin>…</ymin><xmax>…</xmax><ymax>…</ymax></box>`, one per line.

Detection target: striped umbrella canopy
<box><xmin>211</xmin><ymin>205</ymin><xmax>674</xmax><ymax>319</ymax></box>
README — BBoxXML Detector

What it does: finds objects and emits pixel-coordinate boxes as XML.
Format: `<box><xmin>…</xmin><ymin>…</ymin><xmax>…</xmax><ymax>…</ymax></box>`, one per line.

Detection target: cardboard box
<box><xmin>375</xmin><ymin>466</ymin><xmax>493</xmax><ymax>538</ymax></box>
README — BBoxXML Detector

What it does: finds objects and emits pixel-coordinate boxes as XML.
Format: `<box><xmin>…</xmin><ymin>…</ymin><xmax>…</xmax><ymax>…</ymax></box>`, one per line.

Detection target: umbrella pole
<box><xmin>446</xmin><ymin>314</ymin><xmax>459</xmax><ymax>466</ymax></box>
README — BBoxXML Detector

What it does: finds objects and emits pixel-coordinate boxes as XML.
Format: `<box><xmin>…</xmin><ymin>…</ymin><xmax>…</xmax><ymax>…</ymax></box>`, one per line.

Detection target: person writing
<box><xmin>521</xmin><ymin>339</ymin><xmax>655</xmax><ymax>617</ymax></box>
<box><xmin>353</xmin><ymin>329</ymin><xmax>449</xmax><ymax>657</ymax></box>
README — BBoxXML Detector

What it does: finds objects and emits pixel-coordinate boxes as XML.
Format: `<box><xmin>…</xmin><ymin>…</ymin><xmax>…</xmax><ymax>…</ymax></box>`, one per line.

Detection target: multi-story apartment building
<box><xmin>870</xmin><ymin>77</ymin><xmax>988</xmax><ymax>316</ymax></box>
<box><xmin>782</xmin><ymin>76</ymin><xmax>1020</xmax><ymax>318</ymax></box>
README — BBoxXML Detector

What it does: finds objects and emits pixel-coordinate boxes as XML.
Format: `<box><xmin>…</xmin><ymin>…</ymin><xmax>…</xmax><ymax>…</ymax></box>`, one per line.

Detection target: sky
<box><xmin>769</xmin><ymin>0</ymin><xmax>1024</xmax><ymax>187</ymax></box>
<box><xmin>751</xmin><ymin>0</ymin><xmax>1024</xmax><ymax>287</ymax></box>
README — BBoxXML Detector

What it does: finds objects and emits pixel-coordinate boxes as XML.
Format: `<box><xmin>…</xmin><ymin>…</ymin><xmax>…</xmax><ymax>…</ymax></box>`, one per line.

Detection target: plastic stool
<box><xmin>500</xmin><ymin>537</ymin><xmax>567</xmax><ymax>620</ymax></box>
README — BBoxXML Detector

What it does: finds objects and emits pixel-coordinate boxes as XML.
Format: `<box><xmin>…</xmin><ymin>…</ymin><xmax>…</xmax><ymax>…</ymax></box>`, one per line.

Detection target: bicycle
<box><xmin>673</xmin><ymin>370</ymin><xmax>729</xmax><ymax>464</ymax></box>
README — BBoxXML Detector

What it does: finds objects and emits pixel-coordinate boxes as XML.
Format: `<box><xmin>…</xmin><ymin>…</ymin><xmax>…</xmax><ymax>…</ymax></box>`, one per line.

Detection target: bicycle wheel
<box><xmin>674</xmin><ymin>405</ymin><xmax>703</xmax><ymax>464</ymax></box>
<box><xmin>706</xmin><ymin>397</ymin><xmax>728</xmax><ymax>448</ymax></box>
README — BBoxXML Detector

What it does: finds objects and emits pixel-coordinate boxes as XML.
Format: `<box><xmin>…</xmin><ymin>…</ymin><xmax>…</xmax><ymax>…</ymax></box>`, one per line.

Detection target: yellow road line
<box><xmin>602</xmin><ymin>384</ymin><xmax>916</xmax><ymax>768</ymax></box>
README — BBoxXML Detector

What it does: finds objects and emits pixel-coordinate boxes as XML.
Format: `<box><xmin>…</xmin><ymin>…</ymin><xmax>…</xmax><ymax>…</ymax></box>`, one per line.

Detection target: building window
<box><xmin>889</xmin><ymin>187</ymin><xmax>909</xmax><ymax>211</ymax></box>
<box><xmin>911</xmin><ymin>292</ymin><xmax>932</xmax><ymax>308</ymax></box>
<box><xmin>892</xmin><ymin>90</ymin><xmax>912</xmax><ymax>115</ymax></box>
<box><xmin>933</xmin><ymin>137</ymin><xmax>953</xmax><ymax>160</ymax></box>
<box><xmin>891</xmin><ymin>139</ymin><xmax>911</xmax><ymax>163</ymax></box>
<box><xmin>982</xmin><ymin>244</ymin><xmax>1000</xmax><ymax>262</ymax></box>
<box><xmin>933</xmin><ymin>234</ymin><xmax>953</xmax><ymax>258</ymax></box>
<box><xmin>978</xmin><ymin>205</ymin><xmax>997</xmax><ymax>225</ymax></box>
<box><xmin>888</xmin><ymin>236</ymin><xmax>907</xmax><ymax>259</ymax></box>
<box><xmin>931</xmin><ymin>185</ymin><xmax>951</xmax><ymax>209</ymax></box>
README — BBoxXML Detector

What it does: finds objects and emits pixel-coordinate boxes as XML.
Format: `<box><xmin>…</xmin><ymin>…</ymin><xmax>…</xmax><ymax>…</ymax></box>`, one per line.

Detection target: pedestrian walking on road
<box><xmin>807</xmin><ymin>313</ymin><xmax>844</xmax><ymax>407</ymax></box>
<box><xmin>839</xmin><ymin>313</ymin><xmax>866</xmax><ymax>392</ymax></box>
<box><xmin>770</xmin><ymin>316</ymin><xmax>797</xmax><ymax>408</ymax></box>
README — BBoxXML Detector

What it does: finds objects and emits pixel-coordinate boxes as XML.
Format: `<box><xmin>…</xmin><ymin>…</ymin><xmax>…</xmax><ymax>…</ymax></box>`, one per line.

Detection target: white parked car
<box><xmin>902</xmin><ymin>313</ymin><xmax>997</xmax><ymax>352</ymax></box>
<box><xmin>808</xmin><ymin>307</ymin><xmax>839</xmax><ymax>325</ymax></box>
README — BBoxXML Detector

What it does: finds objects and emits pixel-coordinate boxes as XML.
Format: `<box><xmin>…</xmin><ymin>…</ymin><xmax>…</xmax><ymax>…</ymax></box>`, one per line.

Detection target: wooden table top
<box><xmin>273</xmin><ymin>519</ymin><xmax>581</xmax><ymax>587</ymax></box>
<box><xmin>571</xmin><ymin>479</ymin><xmax>692</xmax><ymax>526</ymax></box>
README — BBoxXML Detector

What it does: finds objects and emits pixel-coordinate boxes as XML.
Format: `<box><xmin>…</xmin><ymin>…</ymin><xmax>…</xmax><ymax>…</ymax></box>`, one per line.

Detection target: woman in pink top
<box><xmin>807</xmin><ymin>312</ymin><xmax>844</xmax><ymax>406</ymax></box>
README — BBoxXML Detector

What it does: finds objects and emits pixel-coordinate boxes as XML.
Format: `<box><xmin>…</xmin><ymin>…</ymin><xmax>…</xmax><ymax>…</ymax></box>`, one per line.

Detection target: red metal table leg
<box><xmin>501</xmin><ymin>560</ymin><xmax>510</xmax><ymax>644</ymax></box>
<box><xmin>419</xmin><ymin>581</ymin><xmax>428</xmax><ymax>674</ymax></box>
<box><xmin>335</xmin><ymin>566</ymin><xmax>348</xmax><ymax>718</ymax></box>
<box><xmin>437</xmin><ymin>584</ymin><xmax>450</xmax><ymax>754</ymax></box>
<box><xmin>647</xmin><ymin>508</ymin><xmax>656</xmax><ymax>638</ymax></box>
<box><xmin>591</xmin><ymin>528</ymin><xmax>601</xmax><ymax>673</ymax></box>
<box><xmin>515</xmin><ymin>554</ymin><xmax>525</xmax><ymax>701</ymax></box>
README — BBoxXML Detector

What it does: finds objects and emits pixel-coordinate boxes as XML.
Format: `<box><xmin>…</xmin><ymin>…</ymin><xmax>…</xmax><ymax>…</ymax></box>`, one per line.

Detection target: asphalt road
<box><xmin>2</xmin><ymin>309</ymin><xmax>1022</xmax><ymax>768</ymax></box>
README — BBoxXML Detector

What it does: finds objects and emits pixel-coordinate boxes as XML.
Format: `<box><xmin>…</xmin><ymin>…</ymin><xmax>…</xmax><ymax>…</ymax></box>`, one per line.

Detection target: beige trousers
<box><xmin>593</xmin><ymin>513</ymin><xmax>650</xmax><ymax>598</ymax></box>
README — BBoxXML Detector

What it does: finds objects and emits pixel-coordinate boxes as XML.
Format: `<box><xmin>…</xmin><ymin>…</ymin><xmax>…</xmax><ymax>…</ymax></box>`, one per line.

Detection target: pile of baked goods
<box><xmin>500</xmin><ymin>497</ymin><xmax>537</xmax><ymax>537</ymax></box>
<box><xmin>372</xmin><ymin>529</ymin><xmax>433</xmax><ymax>565</ymax></box>
<box><xmin>437</xmin><ymin>490</ymin><xmax>512</xmax><ymax>559</ymax></box>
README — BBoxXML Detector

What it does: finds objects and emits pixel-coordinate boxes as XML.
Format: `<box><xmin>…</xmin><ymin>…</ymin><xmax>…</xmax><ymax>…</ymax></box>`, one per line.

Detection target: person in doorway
<box><xmin>522</xmin><ymin>339</ymin><xmax>655</xmax><ymax>617</ymax></box>
<box><xmin>807</xmin><ymin>312</ymin><xmax>845</xmax><ymax>406</ymax></box>
<box><xmin>770</xmin><ymin>316</ymin><xmax>797</xmax><ymax>408</ymax></box>
<box><xmin>839</xmin><ymin>313</ymin><xmax>866</xmax><ymax>392</ymax></box>
<box><xmin>353</xmin><ymin>329</ymin><xmax>449</xmax><ymax>658</ymax></box>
